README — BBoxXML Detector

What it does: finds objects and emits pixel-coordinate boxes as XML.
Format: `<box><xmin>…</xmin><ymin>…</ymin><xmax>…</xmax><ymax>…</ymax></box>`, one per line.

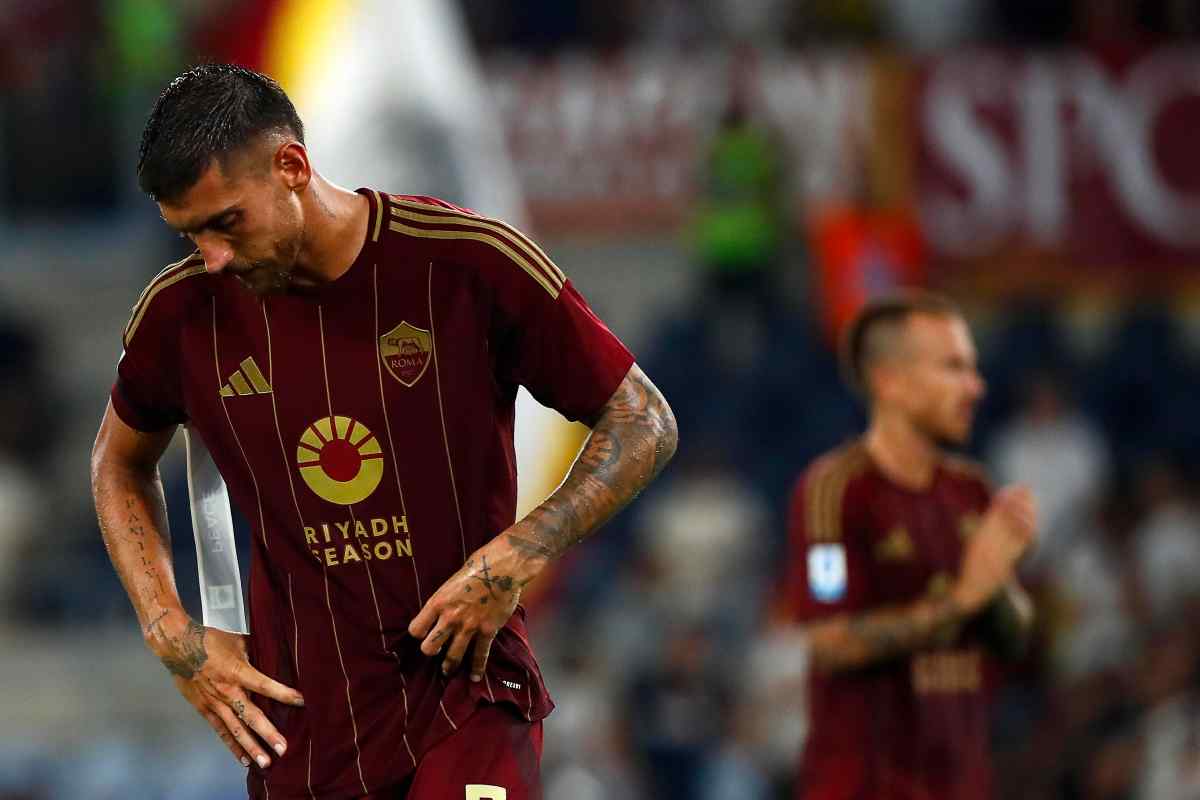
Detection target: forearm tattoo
<box><xmin>810</xmin><ymin>595</ymin><xmax>965</xmax><ymax>672</ymax></box>
<box><xmin>507</xmin><ymin>366</ymin><xmax>677</xmax><ymax>563</ymax></box>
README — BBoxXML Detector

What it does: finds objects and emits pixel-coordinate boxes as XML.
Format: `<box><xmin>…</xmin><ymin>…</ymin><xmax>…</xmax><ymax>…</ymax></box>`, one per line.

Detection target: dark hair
<box><xmin>137</xmin><ymin>64</ymin><xmax>305</xmax><ymax>202</ymax></box>
<box><xmin>840</xmin><ymin>289</ymin><xmax>962</xmax><ymax>396</ymax></box>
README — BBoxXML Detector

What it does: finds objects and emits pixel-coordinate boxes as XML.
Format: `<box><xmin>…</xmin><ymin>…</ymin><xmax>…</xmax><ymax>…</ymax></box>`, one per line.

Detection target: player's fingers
<box><xmin>215</xmin><ymin>700</ymin><xmax>273</xmax><ymax>770</ymax></box>
<box><xmin>201</xmin><ymin>709</ymin><xmax>251</xmax><ymax>768</ymax></box>
<box><xmin>226</xmin><ymin>691</ymin><xmax>288</xmax><ymax>759</ymax></box>
<box><xmin>408</xmin><ymin>598</ymin><xmax>441</xmax><ymax>639</ymax></box>
<box><xmin>469</xmin><ymin>631</ymin><xmax>496</xmax><ymax>683</ymax></box>
<box><xmin>441</xmin><ymin>627</ymin><xmax>475</xmax><ymax>677</ymax></box>
<box><xmin>232</xmin><ymin>659</ymin><xmax>305</xmax><ymax>707</ymax></box>
<box><xmin>421</xmin><ymin>619</ymin><xmax>454</xmax><ymax>657</ymax></box>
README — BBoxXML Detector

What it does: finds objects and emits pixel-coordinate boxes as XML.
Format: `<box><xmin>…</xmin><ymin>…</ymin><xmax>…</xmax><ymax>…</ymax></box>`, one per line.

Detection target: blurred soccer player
<box><xmin>776</xmin><ymin>292</ymin><xmax>1037</xmax><ymax>800</ymax></box>
<box><xmin>89</xmin><ymin>65</ymin><xmax>677</xmax><ymax>799</ymax></box>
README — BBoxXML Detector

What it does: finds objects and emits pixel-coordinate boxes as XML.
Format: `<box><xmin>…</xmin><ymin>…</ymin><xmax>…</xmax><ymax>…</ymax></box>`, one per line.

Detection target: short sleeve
<box><xmin>109</xmin><ymin>259</ymin><xmax>200</xmax><ymax>432</ymax></box>
<box><xmin>457</xmin><ymin>219</ymin><xmax>633</xmax><ymax>422</ymax></box>
<box><xmin>776</xmin><ymin>466</ymin><xmax>874</xmax><ymax>623</ymax></box>
<box><xmin>496</xmin><ymin>279</ymin><xmax>633</xmax><ymax>422</ymax></box>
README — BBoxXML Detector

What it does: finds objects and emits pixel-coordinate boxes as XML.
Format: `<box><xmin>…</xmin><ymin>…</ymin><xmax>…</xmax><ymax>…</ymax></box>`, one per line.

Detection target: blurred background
<box><xmin>2</xmin><ymin>1</ymin><xmax>1200</xmax><ymax>798</ymax></box>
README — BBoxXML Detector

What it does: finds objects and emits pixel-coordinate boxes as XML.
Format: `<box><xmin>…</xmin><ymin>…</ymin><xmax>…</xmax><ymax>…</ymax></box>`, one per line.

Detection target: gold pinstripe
<box><xmin>388</xmin><ymin>201</ymin><xmax>566</xmax><ymax>287</ymax></box>
<box><xmin>261</xmin><ymin>302</ymin><xmax>354</xmax><ymax>798</ymax></box>
<box><xmin>440</xmin><ymin>699</ymin><xmax>460</xmax><ymax>732</ymax></box>
<box><xmin>427</xmin><ymin>261</ymin><xmax>468</xmax><ymax>562</ymax></box>
<box><xmin>287</xmin><ymin>573</ymin><xmax>300</xmax><ymax>679</ymax></box>
<box><xmin>124</xmin><ymin>260</ymin><xmax>206</xmax><ymax>345</ymax></box>
<box><xmin>388</xmin><ymin>221</ymin><xmax>561</xmax><ymax>299</ymax></box>
<box><xmin>314</xmin><ymin>306</ymin><xmax>371</xmax><ymax>796</ymax></box>
<box><xmin>398</xmin><ymin>673</ymin><xmax>418</xmax><ymax>769</ymax></box>
<box><xmin>484</xmin><ymin>674</ymin><xmax>497</xmax><ymax>703</ymax></box>
<box><xmin>313</xmin><ymin>309</ymin><xmax>391</xmax><ymax>658</ymax></box>
<box><xmin>212</xmin><ymin>301</ymin><xmax>270</xmax><ymax>554</ymax></box>
<box><xmin>124</xmin><ymin>251</ymin><xmax>202</xmax><ymax>334</ymax></box>
<box><xmin>806</xmin><ymin>445</ymin><xmax>869</xmax><ymax>542</ymax></box>
<box><xmin>428</xmin><ymin>258</ymin><xmax>467</xmax><ymax>735</ymax></box>
<box><xmin>372</xmin><ymin>264</ymin><xmax>423</xmax><ymax>606</ymax></box>
<box><xmin>368</xmin><ymin>189</ymin><xmax>384</xmax><ymax>243</ymax></box>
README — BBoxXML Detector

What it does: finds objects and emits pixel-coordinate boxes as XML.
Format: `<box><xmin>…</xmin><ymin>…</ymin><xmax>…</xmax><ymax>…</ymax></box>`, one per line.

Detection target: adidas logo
<box><xmin>875</xmin><ymin>526</ymin><xmax>915</xmax><ymax>562</ymax></box>
<box><xmin>219</xmin><ymin>357</ymin><xmax>272</xmax><ymax>397</ymax></box>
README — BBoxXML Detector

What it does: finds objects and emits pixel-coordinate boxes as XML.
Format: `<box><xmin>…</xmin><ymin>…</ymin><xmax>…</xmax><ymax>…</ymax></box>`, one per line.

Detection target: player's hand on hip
<box><xmin>152</xmin><ymin>617</ymin><xmax>304</xmax><ymax>769</ymax></box>
<box><xmin>953</xmin><ymin>485</ymin><xmax>1038</xmax><ymax>613</ymax></box>
<box><xmin>409</xmin><ymin>536</ymin><xmax>538</xmax><ymax>682</ymax></box>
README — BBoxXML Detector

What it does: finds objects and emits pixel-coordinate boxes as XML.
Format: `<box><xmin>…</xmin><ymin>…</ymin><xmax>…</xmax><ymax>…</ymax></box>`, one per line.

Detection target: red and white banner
<box><xmin>915</xmin><ymin>47</ymin><xmax>1200</xmax><ymax>268</ymax></box>
<box><xmin>487</xmin><ymin>48</ymin><xmax>1200</xmax><ymax>270</ymax></box>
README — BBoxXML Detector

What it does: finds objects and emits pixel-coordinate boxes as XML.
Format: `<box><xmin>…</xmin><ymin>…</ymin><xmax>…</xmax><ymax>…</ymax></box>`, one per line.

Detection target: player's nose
<box><xmin>968</xmin><ymin>371</ymin><xmax>987</xmax><ymax>401</ymax></box>
<box><xmin>195</xmin><ymin>235</ymin><xmax>234</xmax><ymax>274</ymax></box>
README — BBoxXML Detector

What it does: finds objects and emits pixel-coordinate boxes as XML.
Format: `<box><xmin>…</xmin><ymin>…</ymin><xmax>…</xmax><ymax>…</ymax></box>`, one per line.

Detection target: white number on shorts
<box><xmin>466</xmin><ymin>786</ymin><xmax>507</xmax><ymax>800</ymax></box>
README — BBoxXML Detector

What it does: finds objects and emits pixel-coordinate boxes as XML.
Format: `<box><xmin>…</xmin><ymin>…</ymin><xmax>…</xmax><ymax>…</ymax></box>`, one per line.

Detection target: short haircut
<box><xmin>840</xmin><ymin>290</ymin><xmax>962</xmax><ymax>396</ymax></box>
<box><xmin>137</xmin><ymin>64</ymin><xmax>305</xmax><ymax>203</ymax></box>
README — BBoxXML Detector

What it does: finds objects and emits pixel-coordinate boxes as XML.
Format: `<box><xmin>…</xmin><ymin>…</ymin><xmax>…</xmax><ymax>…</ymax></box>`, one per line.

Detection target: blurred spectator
<box><xmin>1131</xmin><ymin>459</ymin><xmax>1200</xmax><ymax>627</ymax></box>
<box><xmin>1133</xmin><ymin>624</ymin><xmax>1200</xmax><ymax>799</ymax></box>
<box><xmin>627</xmin><ymin>626</ymin><xmax>730</xmax><ymax>799</ymax></box>
<box><xmin>1044</xmin><ymin>491</ymin><xmax>1143</xmax><ymax>682</ymax></box>
<box><xmin>988</xmin><ymin>371</ymin><xmax>1110</xmax><ymax>575</ymax></box>
<box><xmin>690</xmin><ymin>49</ymin><xmax>789</xmax><ymax>308</ymax></box>
<box><xmin>634</xmin><ymin>449</ymin><xmax>771</xmax><ymax>634</ymax></box>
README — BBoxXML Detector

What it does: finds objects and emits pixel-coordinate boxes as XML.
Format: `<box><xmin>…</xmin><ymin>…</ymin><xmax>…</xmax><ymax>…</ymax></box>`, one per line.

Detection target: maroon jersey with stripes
<box><xmin>778</xmin><ymin>441</ymin><xmax>997</xmax><ymax>800</ymax></box>
<box><xmin>111</xmin><ymin>190</ymin><xmax>634</xmax><ymax>798</ymax></box>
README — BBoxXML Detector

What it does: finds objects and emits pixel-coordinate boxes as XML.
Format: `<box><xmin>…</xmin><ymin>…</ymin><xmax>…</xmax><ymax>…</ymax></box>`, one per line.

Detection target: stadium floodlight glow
<box><xmin>185</xmin><ymin>427</ymin><xmax>248</xmax><ymax>634</ymax></box>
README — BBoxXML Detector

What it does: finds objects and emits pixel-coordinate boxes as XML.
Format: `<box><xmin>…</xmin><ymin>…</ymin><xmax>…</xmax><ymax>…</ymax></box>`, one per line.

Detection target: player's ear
<box><xmin>869</xmin><ymin>361</ymin><xmax>900</xmax><ymax>405</ymax></box>
<box><xmin>274</xmin><ymin>141</ymin><xmax>311</xmax><ymax>192</ymax></box>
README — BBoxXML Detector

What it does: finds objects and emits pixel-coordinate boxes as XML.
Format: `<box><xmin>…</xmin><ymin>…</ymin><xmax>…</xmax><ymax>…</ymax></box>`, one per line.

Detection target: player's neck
<box><xmin>295</xmin><ymin>176</ymin><xmax>370</xmax><ymax>286</ymax></box>
<box><xmin>863</xmin><ymin>415</ymin><xmax>940</xmax><ymax>491</ymax></box>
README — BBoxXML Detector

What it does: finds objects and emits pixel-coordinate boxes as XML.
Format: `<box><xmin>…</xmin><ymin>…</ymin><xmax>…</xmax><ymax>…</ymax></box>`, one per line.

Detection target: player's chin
<box><xmin>236</xmin><ymin>272</ymin><xmax>289</xmax><ymax>296</ymax></box>
<box><xmin>943</xmin><ymin>417</ymin><xmax>974</xmax><ymax>445</ymax></box>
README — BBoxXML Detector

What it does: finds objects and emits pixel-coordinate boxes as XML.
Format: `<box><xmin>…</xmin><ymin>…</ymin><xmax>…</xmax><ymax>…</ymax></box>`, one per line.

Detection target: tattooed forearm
<box><xmin>807</xmin><ymin>595</ymin><xmax>967</xmax><ymax>673</ymax></box>
<box><xmin>91</xmin><ymin>413</ymin><xmax>189</xmax><ymax>657</ymax></box>
<box><xmin>507</xmin><ymin>364</ymin><xmax>677</xmax><ymax>564</ymax></box>
<box><xmin>160</xmin><ymin>619</ymin><xmax>209</xmax><ymax>678</ymax></box>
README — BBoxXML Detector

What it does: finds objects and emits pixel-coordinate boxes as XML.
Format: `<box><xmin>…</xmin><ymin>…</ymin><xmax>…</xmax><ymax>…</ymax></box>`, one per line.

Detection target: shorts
<box><xmin>364</xmin><ymin>703</ymin><xmax>544</xmax><ymax>800</ymax></box>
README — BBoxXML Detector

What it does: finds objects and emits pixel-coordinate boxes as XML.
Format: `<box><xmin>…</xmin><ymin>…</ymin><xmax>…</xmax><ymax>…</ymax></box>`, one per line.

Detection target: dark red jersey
<box><xmin>111</xmin><ymin>190</ymin><xmax>634</xmax><ymax>798</ymax></box>
<box><xmin>778</xmin><ymin>440</ymin><xmax>997</xmax><ymax>800</ymax></box>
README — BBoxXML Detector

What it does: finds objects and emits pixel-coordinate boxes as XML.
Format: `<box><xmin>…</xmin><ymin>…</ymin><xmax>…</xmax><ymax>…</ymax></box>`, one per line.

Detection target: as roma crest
<box><xmin>379</xmin><ymin>322</ymin><xmax>432</xmax><ymax>387</ymax></box>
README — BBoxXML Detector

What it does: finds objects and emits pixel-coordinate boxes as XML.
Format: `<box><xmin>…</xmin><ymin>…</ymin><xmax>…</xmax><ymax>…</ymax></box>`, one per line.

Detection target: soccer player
<box><xmin>89</xmin><ymin>65</ymin><xmax>677</xmax><ymax>799</ymax></box>
<box><xmin>776</xmin><ymin>292</ymin><xmax>1037</xmax><ymax>800</ymax></box>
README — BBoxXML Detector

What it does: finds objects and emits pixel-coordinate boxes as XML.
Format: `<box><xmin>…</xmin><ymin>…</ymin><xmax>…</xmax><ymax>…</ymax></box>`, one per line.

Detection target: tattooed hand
<box><xmin>410</xmin><ymin>364</ymin><xmax>676</xmax><ymax>682</ymax></box>
<box><xmin>408</xmin><ymin>538</ymin><xmax>533</xmax><ymax>683</ymax></box>
<box><xmin>148</xmin><ymin>612</ymin><xmax>304</xmax><ymax>769</ymax></box>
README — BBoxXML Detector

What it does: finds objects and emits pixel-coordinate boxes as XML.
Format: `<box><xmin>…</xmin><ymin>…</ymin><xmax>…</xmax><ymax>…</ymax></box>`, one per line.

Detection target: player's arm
<box><xmin>409</xmin><ymin>363</ymin><xmax>677</xmax><ymax>680</ymax></box>
<box><xmin>806</xmin><ymin>486</ymin><xmax>1037</xmax><ymax>673</ymax></box>
<box><xmin>91</xmin><ymin>402</ymin><xmax>303</xmax><ymax>769</ymax></box>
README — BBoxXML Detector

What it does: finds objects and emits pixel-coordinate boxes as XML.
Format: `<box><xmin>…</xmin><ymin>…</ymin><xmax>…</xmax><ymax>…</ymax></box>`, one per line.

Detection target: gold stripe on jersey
<box><xmin>388</xmin><ymin>220</ymin><xmax>561</xmax><ymax>299</ymax></box>
<box><xmin>388</xmin><ymin>198</ymin><xmax>567</xmax><ymax>286</ymax></box>
<box><xmin>123</xmin><ymin>254</ymin><xmax>206</xmax><ymax>346</ymax></box>
<box><xmin>805</xmin><ymin>444</ymin><xmax>869</xmax><ymax>542</ymax></box>
<box><xmin>368</xmin><ymin>189</ymin><xmax>384</xmax><ymax>243</ymax></box>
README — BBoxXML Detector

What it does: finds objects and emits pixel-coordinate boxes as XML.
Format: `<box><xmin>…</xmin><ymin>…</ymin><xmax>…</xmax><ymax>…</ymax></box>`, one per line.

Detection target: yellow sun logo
<box><xmin>296</xmin><ymin>416</ymin><xmax>384</xmax><ymax>505</ymax></box>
